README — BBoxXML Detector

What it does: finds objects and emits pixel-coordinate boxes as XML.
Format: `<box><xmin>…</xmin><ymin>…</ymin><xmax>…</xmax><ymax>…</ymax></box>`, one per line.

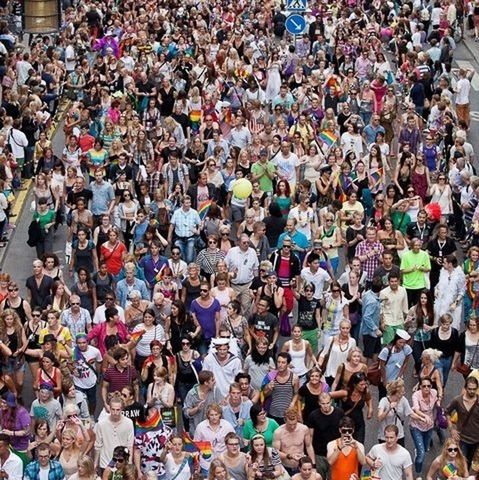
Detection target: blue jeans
<box><xmin>436</xmin><ymin>356</ymin><xmax>453</xmax><ymax>386</ymax></box>
<box><xmin>175</xmin><ymin>236</ymin><xmax>196</xmax><ymax>264</ymax></box>
<box><xmin>410</xmin><ymin>427</ymin><xmax>433</xmax><ymax>473</ymax></box>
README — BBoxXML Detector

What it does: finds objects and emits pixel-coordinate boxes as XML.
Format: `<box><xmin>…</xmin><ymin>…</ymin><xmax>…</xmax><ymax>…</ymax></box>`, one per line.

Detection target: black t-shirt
<box><xmin>306</xmin><ymin>407</ymin><xmax>344</xmax><ymax>456</ymax></box>
<box><xmin>67</xmin><ymin>188</ymin><xmax>93</xmax><ymax>208</ymax></box>
<box><xmin>406</xmin><ymin>221</ymin><xmax>433</xmax><ymax>245</ymax></box>
<box><xmin>373</xmin><ymin>265</ymin><xmax>401</xmax><ymax>287</ymax></box>
<box><xmin>248</xmin><ymin>312</ymin><xmax>279</xmax><ymax>343</ymax></box>
<box><xmin>136</xmin><ymin>80</ymin><xmax>155</xmax><ymax>95</ymax></box>
<box><xmin>123</xmin><ymin>401</ymin><xmax>143</xmax><ymax>424</ymax></box>
<box><xmin>297</xmin><ymin>296</ymin><xmax>320</xmax><ymax>331</ymax></box>
<box><xmin>25</xmin><ymin>275</ymin><xmax>54</xmax><ymax>309</ymax></box>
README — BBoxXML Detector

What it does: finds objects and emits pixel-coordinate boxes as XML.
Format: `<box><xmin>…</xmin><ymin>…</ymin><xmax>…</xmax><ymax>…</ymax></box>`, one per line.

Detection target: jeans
<box><xmin>437</xmin><ymin>356</ymin><xmax>453</xmax><ymax>386</ymax></box>
<box><xmin>175</xmin><ymin>236</ymin><xmax>196</xmax><ymax>264</ymax></box>
<box><xmin>461</xmin><ymin>440</ymin><xmax>479</xmax><ymax>466</ymax></box>
<box><xmin>410</xmin><ymin>427</ymin><xmax>433</xmax><ymax>473</ymax></box>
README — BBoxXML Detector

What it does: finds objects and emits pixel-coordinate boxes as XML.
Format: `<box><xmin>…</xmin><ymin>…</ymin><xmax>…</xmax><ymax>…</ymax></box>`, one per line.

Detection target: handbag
<box><xmin>436</xmin><ymin>406</ymin><xmax>448</xmax><ymax>429</ymax></box>
<box><xmin>367</xmin><ymin>346</ymin><xmax>392</xmax><ymax>386</ymax></box>
<box><xmin>457</xmin><ymin>339</ymin><xmax>479</xmax><ymax>376</ymax></box>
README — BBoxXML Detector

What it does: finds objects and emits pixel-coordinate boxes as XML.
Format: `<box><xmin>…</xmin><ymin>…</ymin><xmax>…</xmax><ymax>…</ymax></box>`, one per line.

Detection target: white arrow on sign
<box><xmin>291</xmin><ymin>18</ymin><xmax>302</xmax><ymax>30</ymax></box>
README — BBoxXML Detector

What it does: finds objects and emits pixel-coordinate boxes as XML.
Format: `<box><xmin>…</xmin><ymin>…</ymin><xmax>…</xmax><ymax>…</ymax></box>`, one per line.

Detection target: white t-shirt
<box><xmin>73</xmin><ymin>345</ymin><xmax>103</xmax><ymax>390</ymax></box>
<box><xmin>272</xmin><ymin>152</ymin><xmax>299</xmax><ymax>185</ymax></box>
<box><xmin>368</xmin><ymin>444</ymin><xmax>412</xmax><ymax>480</ymax></box>
<box><xmin>92</xmin><ymin>304</ymin><xmax>126</xmax><ymax>324</ymax></box>
<box><xmin>39</xmin><ymin>467</ymin><xmax>49</xmax><ymax>480</ymax></box>
<box><xmin>65</xmin><ymin>44</ymin><xmax>76</xmax><ymax>71</ymax></box>
<box><xmin>456</xmin><ymin>77</ymin><xmax>471</xmax><ymax>105</ymax></box>
<box><xmin>289</xmin><ymin>207</ymin><xmax>315</xmax><ymax>240</ymax></box>
<box><xmin>377</xmin><ymin>396</ymin><xmax>413</xmax><ymax>440</ymax></box>
<box><xmin>300</xmin><ymin>267</ymin><xmax>330</xmax><ymax>299</ymax></box>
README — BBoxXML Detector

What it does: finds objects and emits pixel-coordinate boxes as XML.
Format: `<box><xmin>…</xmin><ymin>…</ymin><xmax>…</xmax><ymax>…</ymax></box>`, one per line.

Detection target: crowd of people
<box><xmin>0</xmin><ymin>0</ymin><xmax>478</xmax><ymax>478</ymax></box>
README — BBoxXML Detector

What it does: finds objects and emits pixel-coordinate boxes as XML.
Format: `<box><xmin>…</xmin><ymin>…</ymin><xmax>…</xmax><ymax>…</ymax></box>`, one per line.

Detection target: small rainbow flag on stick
<box><xmin>198</xmin><ymin>200</ymin><xmax>212</xmax><ymax>220</ymax></box>
<box><xmin>318</xmin><ymin>130</ymin><xmax>338</xmax><ymax>148</ymax></box>
<box><xmin>130</xmin><ymin>329</ymin><xmax>146</xmax><ymax>343</ymax></box>
<box><xmin>442</xmin><ymin>463</ymin><xmax>457</xmax><ymax>478</ymax></box>
<box><xmin>182</xmin><ymin>432</ymin><xmax>212</xmax><ymax>459</ymax></box>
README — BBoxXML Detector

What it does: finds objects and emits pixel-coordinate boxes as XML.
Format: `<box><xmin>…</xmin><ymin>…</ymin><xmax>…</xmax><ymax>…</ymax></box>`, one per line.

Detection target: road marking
<box><xmin>10</xmin><ymin>180</ymin><xmax>31</xmax><ymax>223</ymax></box>
<box><xmin>456</xmin><ymin>60</ymin><xmax>479</xmax><ymax>91</ymax></box>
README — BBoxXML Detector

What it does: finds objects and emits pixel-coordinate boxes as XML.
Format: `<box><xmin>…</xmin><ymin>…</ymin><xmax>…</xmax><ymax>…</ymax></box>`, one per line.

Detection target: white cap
<box><xmin>212</xmin><ymin>337</ymin><xmax>230</xmax><ymax>346</ymax></box>
<box><xmin>396</xmin><ymin>329</ymin><xmax>411</xmax><ymax>341</ymax></box>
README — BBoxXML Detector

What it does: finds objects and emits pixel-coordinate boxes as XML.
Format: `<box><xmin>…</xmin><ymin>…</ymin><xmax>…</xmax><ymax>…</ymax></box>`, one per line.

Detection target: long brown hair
<box><xmin>439</xmin><ymin>438</ymin><xmax>467</xmax><ymax>477</ymax></box>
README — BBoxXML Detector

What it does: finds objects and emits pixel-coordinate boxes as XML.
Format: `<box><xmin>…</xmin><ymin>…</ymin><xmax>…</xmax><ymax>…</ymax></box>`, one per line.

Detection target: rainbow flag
<box><xmin>198</xmin><ymin>200</ymin><xmax>212</xmax><ymax>220</ymax></box>
<box><xmin>136</xmin><ymin>408</ymin><xmax>163</xmax><ymax>436</ymax></box>
<box><xmin>369</xmin><ymin>168</ymin><xmax>384</xmax><ymax>192</ymax></box>
<box><xmin>259</xmin><ymin>370</ymin><xmax>278</xmax><ymax>407</ymax></box>
<box><xmin>442</xmin><ymin>463</ymin><xmax>457</xmax><ymax>478</ymax></box>
<box><xmin>361</xmin><ymin>469</ymin><xmax>372</xmax><ymax>480</ymax></box>
<box><xmin>130</xmin><ymin>329</ymin><xmax>146</xmax><ymax>343</ymax></box>
<box><xmin>182</xmin><ymin>432</ymin><xmax>212</xmax><ymax>459</ymax></box>
<box><xmin>318</xmin><ymin>130</ymin><xmax>338</xmax><ymax>148</ymax></box>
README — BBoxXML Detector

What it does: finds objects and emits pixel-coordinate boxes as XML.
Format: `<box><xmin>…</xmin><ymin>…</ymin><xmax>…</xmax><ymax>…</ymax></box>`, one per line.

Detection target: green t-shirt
<box><xmin>251</xmin><ymin>161</ymin><xmax>276</xmax><ymax>193</ymax></box>
<box><xmin>391</xmin><ymin>210</ymin><xmax>411</xmax><ymax>235</ymax></box>
<box><xmin>242</xmin><ymin>417</ymin><xmax>280</xmax><ymax>447</ymax></box>
<box><xmin>400</xmin><ymin>250</ymin><xmax>431</xmax><ymax>289</ymax></box>
<box><xmin>33</xmin><ymin>209</ymin><xmax>55</xmax><ymax>230</ymax></box>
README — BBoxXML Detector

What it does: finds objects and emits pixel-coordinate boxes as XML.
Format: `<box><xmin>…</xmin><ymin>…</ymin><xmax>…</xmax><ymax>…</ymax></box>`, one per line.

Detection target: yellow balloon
<box><xmin>232</xmin><ymin>178</ymin><xmax>253</xmax><ymax>200</ymax></box>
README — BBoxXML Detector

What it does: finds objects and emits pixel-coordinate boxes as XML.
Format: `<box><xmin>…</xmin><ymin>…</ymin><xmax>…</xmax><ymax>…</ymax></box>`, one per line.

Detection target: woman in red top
<box><xmin>36</xmin><ymin>351</ymin><xmax>62</xmax><ymax>398</ymax></box>
<box><xmin>100</xmin><ymin>228</ymin><xmax>127</xmax><ymax>278</ymax></box>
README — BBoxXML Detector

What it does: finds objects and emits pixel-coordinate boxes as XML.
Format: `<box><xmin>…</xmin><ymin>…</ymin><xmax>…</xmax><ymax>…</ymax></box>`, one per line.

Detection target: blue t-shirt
<box><xmin>379</xmin><ymin>344</ymin><xmax>413</xmax><ymax>382</ymax></box>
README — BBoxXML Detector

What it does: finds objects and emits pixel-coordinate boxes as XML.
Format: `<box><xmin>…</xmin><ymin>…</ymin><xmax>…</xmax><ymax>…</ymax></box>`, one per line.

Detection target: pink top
<box><xmin>87</xmin><ymin>321</ymin><xmax>130</xmax><ymax>355</ymax></box>
<box><xmin>410</xmin><ymin>389</ymin><xmax>437</xmax><ymax>431</ymax></box>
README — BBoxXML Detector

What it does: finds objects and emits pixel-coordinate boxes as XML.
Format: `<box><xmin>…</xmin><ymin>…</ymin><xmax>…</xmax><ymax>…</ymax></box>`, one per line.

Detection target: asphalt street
<box><xmin>2</xmin><ymin>37</ymin><xmax>479</xmax><ymax>472</ymax></box>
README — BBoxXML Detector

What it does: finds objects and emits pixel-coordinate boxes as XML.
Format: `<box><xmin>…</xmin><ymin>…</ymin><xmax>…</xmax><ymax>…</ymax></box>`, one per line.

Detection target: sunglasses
<box><xmin>182</xmin><ymin>341</ymin><xmax>190</xmax><ymax>346</ymax></box>
<box><xmin>332</xmin><ymin>289</ymin><xmax>341</xmax><ymax>293</ymax></box>
<box><xmin>448</xmin><ymin>448</ymin><xmax>458</xmax><ymax>452</ymax></box>
<box><xmin>32</xmin><ymin>313</ymin><xmax>41</xmax><ymax>317</ymax></box>
<box><xmin>208</xmin><ymin>241</ymin><xmax>217</xmax><ymax>244</ymax></box>
<box><xmin>200</xmin><ymin>289</ymin><xmax>209</xmax><ymax>293</ymax></box>
<box><xmin>113</xmin><ymin>457</ymin><xmax>125</xmax><ymax>463</ymax></box>
<box><xmin>221</xmin><ymin>232</ymin><xmax>229</xmax><ymax>236</ymax></box>
<box><xmin>70</xmin><ymin>302</ymin><xmax>80</xmax><ymax>306</ymax></box>
<box><xmin>8</xmin><ymin>288</ymin><xmax>19</xmax><ymax>292</ymax></box>
<box><xmin>341</xmin><ymin>428</ymin><xmax>354</xmax><ymax>434</ymax></box>
<box><xmin>283</xmin><ymin>245</ymin><xmax>292</xmax><ymax>249</ymax></box>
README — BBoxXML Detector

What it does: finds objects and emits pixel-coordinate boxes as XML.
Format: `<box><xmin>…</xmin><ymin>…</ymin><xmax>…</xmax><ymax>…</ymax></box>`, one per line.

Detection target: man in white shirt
<box><xmin>229</xmin><ymin>117</ymin><xmax>252</xmax><ymax>149</ymax></box>
<box><xmin>225</xmin><ymin>234</ymin><xmax>259</xmax><ymax>316</ymax></box>
<box><xmin>7</xmin><ymin>120</ymin><xmax>28</xmax><ymax>176</ymax></box>
<box><xmin>455</xmin><ymin>68</ymin><xmax>473</xmax><ymax>127</ymax></box>
<box><xmin>92</xmin><ymin>292</ymin><xmax>125</xmax><ymax>324</ymax></box>
<box><xmin>272</xmin><ymin>141</ymin><xmax>299</xmax><ymax>189</ymax></box>
<box><xmin>379</xmin><ymin>273</ymin><xmax>408</xmax><ymax>345</ymax></box>
<box><xmin>0</xmin><ymin>434</ymin><xmax>23</xmax><ymax>480</ymax></box>
<box><xmin>15</xmin><ymin>52</ymin><xmax>33</xmax><ymax>86</ymax></box>
<box><xmin>65</xmin><ymin>39</ymin><xmax>77</xmax><ymax>73</ymax></box>
<box><xmin>94</xmin><ymin>398</ymin><xmax>134</xmax><ymax>470</ymax></box>
<box><xmin>300</xmin><ymin>253</ymin><xmax>330</xmax><ymax>300</ymax></box>
<box><xmin>203</xmin><ymin>338</ymin><xmax>242</xmax><ymax>398</ymax></box>
<box><xmin>366</xmin><ymin>425</ymin><xmax>413</xmax><ymax>480</ymax></box>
